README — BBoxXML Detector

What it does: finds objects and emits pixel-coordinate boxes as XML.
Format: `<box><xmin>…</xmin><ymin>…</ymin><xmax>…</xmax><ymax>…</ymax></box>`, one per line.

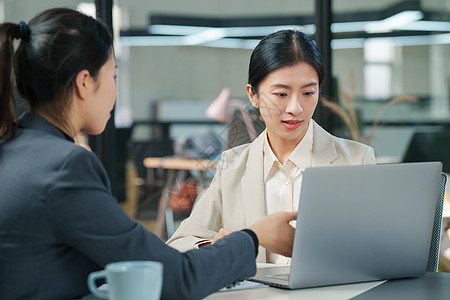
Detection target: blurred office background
<box><xmin>3</xmin><ymin>0</ymin><xmax>450</xmax><ymax>244</ymax></box>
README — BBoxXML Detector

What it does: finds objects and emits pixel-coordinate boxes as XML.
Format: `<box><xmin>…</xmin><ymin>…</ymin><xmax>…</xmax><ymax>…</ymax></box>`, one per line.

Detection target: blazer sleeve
<box><xmin>166</xmin><ymin>155</ymin><xmax>226</xmax><ymax>251</ymax></box>
<box><xmin>47</xmin><ymin>148</ymin><xmax>256</xmax><ymax>300</ymax></box>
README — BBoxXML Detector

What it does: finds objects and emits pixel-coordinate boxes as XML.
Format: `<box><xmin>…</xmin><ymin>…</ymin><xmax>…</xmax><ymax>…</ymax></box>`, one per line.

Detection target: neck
<box><xmin>266</xmin><ymin>122</ymin><xmax>309</xmax><ymax>164</ymax></box>
<box><xmin>267</xmin><ymin>134</ymin><xmax>301</xmax><ymax>165</ymax></box>
<box><xmin>34</xmin><ymin>109</ymin><xmax>76</xmax><ymax>138</ymax></box>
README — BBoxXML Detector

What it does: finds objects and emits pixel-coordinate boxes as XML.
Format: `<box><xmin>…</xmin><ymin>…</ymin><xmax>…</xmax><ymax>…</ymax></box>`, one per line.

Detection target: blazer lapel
<box><xmin>311</xmin><ymin>120</ymin><xmax>339</xmax><ymax>167</ymax></box>
<box><xmin>241</xmin><ymin>134</ymin><xmax>267</xmax><ymax>227</ymax></box>
<box><xmin>240</xmin><ymin>133</ymin><xmax>267</xmax><ymax>262</ymax></box>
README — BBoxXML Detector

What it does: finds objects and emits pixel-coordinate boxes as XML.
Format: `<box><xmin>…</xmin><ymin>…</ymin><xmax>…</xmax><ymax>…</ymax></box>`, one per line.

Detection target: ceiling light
<box><xmin>120</xmin><ymin>36</ymin><xmax>187</xmax><ymax>46</ymax></box>
<box><xmin>365</xmin><ymin>10</ymin><xmax>424</xmax><ymax>33</ymax></box>
<box><xmin>397</xmin><ymin>20</ymin><xmax>450</xmax><ymax>32</ymax></box>
<box><xmin>331</xmin><ymin>21</ymin><xmax>369</xmax><ymax>33</ymax></box>
<box><xmin>183</xmin><ymin>28</ymin><xmax>226</xmax><ymax>45</ymax></box>
<box><xmin>331</xmin><ymin>33</ymin><xmax>450</xmax><ymax>49</ymax></box>
<box><xmin>148</xmin><ymin>25</ymin><xmax>212</xmax><ymax>36</ymax></box>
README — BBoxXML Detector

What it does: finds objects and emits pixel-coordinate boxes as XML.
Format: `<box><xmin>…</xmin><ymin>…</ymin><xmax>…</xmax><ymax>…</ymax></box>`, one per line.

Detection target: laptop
<box><xmin>250</xmin><ymin>162</ymin><xmax>443</xmax><ymax>289</ymax></box>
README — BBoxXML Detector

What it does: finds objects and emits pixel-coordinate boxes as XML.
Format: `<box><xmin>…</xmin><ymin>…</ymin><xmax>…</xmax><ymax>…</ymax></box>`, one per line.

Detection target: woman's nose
<box><xmin>286</xmin><ymin>96</ymin><xmax>303</xmax><ymax>115</ymax></box>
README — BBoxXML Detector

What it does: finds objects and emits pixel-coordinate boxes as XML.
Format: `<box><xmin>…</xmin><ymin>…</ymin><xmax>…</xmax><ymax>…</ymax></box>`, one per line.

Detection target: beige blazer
<box><xmin>167</xmin><ymin>120</ymin><xmax>376</xmax><ymax>262</ymax></box>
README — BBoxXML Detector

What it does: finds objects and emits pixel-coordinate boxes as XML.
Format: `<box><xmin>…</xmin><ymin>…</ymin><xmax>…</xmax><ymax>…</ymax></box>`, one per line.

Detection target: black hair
<box><xmin>248</xmin><ymin>29</ymin><xmax>324</xmax><ymax>94</ymax></box>
<box><xmin>0</xmin><ymin>7</ymin><xmax>113</xmax><ymax>139</ymax></box>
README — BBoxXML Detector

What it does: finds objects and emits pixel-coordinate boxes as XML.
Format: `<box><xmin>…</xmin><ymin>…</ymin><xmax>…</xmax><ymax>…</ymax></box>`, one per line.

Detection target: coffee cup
<box><xmin>87</xmin><ymin>261</ymin><xmax>163</xmax><ymax>300</ymax></box>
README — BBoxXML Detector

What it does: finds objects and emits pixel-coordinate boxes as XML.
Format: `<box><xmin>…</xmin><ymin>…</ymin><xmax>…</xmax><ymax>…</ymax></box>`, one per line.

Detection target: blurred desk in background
<box><xmin>143</xmin><ymin>157</ymin><xmax>217</xmax><ymax>240</ymax></box>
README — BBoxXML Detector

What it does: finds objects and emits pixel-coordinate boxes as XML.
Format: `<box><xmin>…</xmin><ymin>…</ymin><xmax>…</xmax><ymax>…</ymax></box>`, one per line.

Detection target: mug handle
<box><xmin>87</xmin><ymin>270</ymin><xmax>109</xmax><ymax>299</ymax></box>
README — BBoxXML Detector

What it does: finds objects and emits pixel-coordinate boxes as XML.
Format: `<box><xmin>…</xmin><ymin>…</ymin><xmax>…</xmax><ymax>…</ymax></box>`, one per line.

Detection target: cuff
<box><xmin>194</xmin><ymin>240</ymin><xmax>212</xmax><ymax>249</ymax></box>
<box><xmin>241</xmin><ymin>229</ymin><xmax>259</xmax><ymax>257</ymax></box>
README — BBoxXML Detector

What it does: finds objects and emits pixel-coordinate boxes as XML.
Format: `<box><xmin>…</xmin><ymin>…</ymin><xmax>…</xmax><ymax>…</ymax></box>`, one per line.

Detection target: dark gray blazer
<box><xmin>0</xmin><ymin>112</ymin><xmax>256</xmax><ymax>300</ymax></box>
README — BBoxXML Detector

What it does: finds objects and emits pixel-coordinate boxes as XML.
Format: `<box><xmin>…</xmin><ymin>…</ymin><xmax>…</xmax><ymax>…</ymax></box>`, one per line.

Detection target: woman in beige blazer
<box><xmin>167</xmin><ymin>29</ymin><xmax>376</xmax><ymax>263</ymax></box>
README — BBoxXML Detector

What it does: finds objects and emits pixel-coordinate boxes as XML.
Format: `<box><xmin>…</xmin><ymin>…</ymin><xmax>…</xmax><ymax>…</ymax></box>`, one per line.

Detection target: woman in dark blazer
<box><xmin>0</xmin><ymin>8</ymin><xmax>296</xmax><ymax>300</ymax></box>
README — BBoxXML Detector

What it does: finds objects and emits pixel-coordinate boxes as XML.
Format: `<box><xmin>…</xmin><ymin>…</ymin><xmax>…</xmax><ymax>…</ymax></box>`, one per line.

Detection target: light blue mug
<box><xmin>87</xmin><ymin>261</ymin><xmax>163</xmax><ymax>300</ymax></box>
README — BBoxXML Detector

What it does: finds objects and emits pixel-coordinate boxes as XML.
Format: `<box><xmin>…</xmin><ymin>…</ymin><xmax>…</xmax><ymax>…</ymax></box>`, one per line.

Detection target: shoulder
<box><xmin>54</xmin><ymin>145</ymin><xmax>110</xmax><ymax>190</ymax></box>
<box><xmin>312</xmin><ymin>121</ymin><xmax>375</xmax><ymax>164</ymax></box>
<box><xmin>10</xmin><ymin>126</ymin><xmax>96</xmax><ymax>170</ymax></box>
<box><xmin>220</xmin><ymin>132</ymin><xmax>265</xmax><ymax>169</ymax></box>
<box><xmin>222</xmin><ymin>142</ymin><xmax>252</xmax><ymax>160</ymax></box>
<box><xmin>332</xmin><ymin>134</ymin><xmax>372</xmax><ymax>153</ymax></box>
<box><xmin>313</xmin><ymin>121</ymin><xmax>372</xmax><ymax>152</ymax></box>
<box><xmin>19</xmin><ymin>127</ymin><xmax>110</xmax><ymax>189</ymax></box>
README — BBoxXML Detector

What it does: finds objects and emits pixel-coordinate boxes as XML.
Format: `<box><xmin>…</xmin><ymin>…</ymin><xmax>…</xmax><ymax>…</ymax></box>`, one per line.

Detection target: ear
<box><xmin>245</xmin><ymin>84</ymin><xmax>259</xmax><ymax>108</ymax></box>
<box><xmin>74</xmin><ymin>69</ymin><xmax>92</xmax><ymax>100</ymax></box>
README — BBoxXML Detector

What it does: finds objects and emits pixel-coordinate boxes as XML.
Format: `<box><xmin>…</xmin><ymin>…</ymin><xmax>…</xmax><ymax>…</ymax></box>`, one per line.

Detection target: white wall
<box><xmin>127</xmin><ymin>45</ymin><xmax>252</xmax><ymax>120</ymax></box>
<box><xmin>332</xmin><ymin>48</ymin><xmax>366</xmax><ymax>97</ymax></box>
<box><xmin>401</xmin><ymin>46</ymin><xmax>431</xmax><ymax>96</ymax></box>
<box><xmin>2</xmin><ymin>0</ymin><xmax>81</xmax><ymax>22</ymax></box>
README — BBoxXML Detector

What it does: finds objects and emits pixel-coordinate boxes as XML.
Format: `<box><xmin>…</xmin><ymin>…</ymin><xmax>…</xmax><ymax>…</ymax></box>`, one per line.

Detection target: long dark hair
<box><xmin>248</xmin><ymin>29</ymin><xmax>324</xmax><ymax>94</ymax></box>
<box><xmin>0</xmin><ymin>7</ymin><xmax>113</xmax><ymax>139</ymax></box>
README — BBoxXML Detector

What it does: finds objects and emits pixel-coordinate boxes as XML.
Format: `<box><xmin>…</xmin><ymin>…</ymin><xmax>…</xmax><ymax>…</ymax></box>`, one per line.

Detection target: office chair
<box><xmin>427</xmin><ymin>173</ymin><xmax>447</xmax><ymax>272</ymax></box>
<box><xmin>403</xmin><ymin>130</ymin><xmax>450</xmax><ymax>173</ymax></box>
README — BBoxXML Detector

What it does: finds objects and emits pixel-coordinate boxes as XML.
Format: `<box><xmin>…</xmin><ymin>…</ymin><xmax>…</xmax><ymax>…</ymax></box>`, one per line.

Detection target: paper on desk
<box><xmin>219</xmin><ymin>280</ymin><xmax>264</xmax><ymax>292</ymax></box>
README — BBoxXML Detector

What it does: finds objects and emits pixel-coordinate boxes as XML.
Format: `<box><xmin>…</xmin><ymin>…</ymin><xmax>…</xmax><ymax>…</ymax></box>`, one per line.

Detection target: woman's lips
<box><xmin>282</xmin><ymin>120</ymin><xmax>302</xmax><ymax>130</ymax></box>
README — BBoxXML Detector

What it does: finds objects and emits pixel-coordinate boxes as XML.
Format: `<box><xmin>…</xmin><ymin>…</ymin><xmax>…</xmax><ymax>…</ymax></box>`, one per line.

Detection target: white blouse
<box><xmin>263</xmin><ymin>121</ymin><xmax>314</xmax><ymax>264</ymax></box>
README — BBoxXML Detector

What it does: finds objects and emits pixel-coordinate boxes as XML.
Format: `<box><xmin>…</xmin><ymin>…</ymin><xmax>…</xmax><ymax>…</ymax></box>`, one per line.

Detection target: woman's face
<box><xmin>81</xmin><ymin>53</ymin><xmax>117</xmax><ymax>135</ymax></box>
<box><xmin>246</xmin><ymin>61</ymin><xmax>319</xmax><ymax>147</ymax></box>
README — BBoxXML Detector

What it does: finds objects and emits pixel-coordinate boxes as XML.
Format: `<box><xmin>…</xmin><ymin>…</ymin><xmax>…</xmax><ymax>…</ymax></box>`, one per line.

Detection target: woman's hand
<box><xmin>211</xmin><ymin>228</ymin><xmax>234</xmax><ymax>245</ymax></box>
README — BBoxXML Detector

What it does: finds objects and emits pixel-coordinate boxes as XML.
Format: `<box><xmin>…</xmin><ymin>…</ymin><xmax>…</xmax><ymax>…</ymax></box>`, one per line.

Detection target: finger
<box><xmin>270</xmin><ymin>249</ymin><xmax>292</xmax><ymax>257</ymax></box>
<box><xmin>286</xmin><ymin>211</ymin><xmax>298</xmax><ymax>221</ymax></box>
<box><xmin>212</xmin><ymin>235</ymin><xmax>221</xmax><ymax>243</ymax></box>
<box><xmin>283</xmin><ymin>251</ymin><xmax>293</xmax><ymax>257</ymax></box>
<box><xmin>219</xmin><ymin>228</ymin><xmax>233</xmax><ymax>235</ymax></box>
<box><xmin>278</xmin><ymin>250</ymin><xmax>292</xmax><ymax>257</ymax></box>
<box><xmin>212</xmin><ymin>232</ymin><xmax>226</xmax><ymax>244</ymax></box>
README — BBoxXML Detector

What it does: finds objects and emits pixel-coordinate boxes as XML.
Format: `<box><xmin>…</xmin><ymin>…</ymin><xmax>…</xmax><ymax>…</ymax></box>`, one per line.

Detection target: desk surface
<box><xmin>205</xmin><ymin>272</ymin><xmax>450</xmax><ymax>300</ymax></box>
<box><xmin>81</xmin><ymin>272</ymin><xmax>450</xmax><ymax>300</ymax></box>
<box><xmin>205</xmin><ymin>280</ymin><xmax>384</xmax><ymax>300</ymax></box>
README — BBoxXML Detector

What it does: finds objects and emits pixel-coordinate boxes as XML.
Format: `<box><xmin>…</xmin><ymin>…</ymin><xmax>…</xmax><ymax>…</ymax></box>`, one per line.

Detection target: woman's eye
<box><xmin>274</xmin><ymin>93</ymin><xmax>287</xmax><ymax>97</ymax></box>
<box><xmin>304</xmin><ymin>91</ymin><xmax>316</xmax><ymax>96</ymax></box>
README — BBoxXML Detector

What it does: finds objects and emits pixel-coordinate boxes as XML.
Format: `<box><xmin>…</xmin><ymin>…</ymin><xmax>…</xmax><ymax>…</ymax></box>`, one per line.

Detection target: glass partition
<box><xmin>331</xmin><ymin>0</ymin><xmax>450</xmax><ymax>162</ymax></box>
<box><xmin>3</xmin><ymin>0</ymin><xmax>449</xmax><ymax>186</ymax></box>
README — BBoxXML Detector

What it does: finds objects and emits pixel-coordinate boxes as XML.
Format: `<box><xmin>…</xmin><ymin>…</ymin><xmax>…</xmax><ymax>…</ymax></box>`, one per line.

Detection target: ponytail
<box><xmin>0</xmin><ymin>22</ymin><xmax>23</xmax><ymax>140</ymax></box>
<box><xmin>1</xmin><ymin>8</ymin><xmax>112</xmax><ymax>140</ymax></box>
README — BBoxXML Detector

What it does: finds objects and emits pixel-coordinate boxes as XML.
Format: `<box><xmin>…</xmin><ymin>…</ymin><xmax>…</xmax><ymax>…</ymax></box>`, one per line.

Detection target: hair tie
<box><xmin>18</xmin><ymin>21</ymin><xmax>30</xmax><ymax>40</ymax></box>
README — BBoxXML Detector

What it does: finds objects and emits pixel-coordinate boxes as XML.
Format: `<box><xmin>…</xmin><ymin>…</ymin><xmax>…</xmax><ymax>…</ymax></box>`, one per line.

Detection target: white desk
<box><xmin>205</xmin><ymin>263</ymin><xmax>385</xmax><ymax>299</ymax></box>
<box><xmin>205</xmin><ymin>272</ymin><xmax>450</xmax><ymax>300</ymax></box>
<box><xmin>82</xmin><ymin>272</ymin><xmax>450</xmax><ymax>300</ymax></box>
<box><xmin>205</xmin><ymin>280</ymin><xmax>384</xmax><ymax>300</ymax></box>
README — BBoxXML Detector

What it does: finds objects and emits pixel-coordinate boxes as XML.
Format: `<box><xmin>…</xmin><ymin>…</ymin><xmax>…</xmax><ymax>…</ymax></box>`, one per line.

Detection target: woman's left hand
<box><xmin>211</xmin><ymin>228</ymin><xmax>234</xmax><ymax>244</ymax></box>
